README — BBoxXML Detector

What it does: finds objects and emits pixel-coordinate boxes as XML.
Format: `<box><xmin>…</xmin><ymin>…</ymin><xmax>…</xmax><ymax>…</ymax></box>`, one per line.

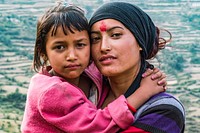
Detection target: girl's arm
<box><xmin>39</xmin><ymin>67</ymin><xmax>166</xmax><ymax>132</ymax></box>
<box><xmin>127</xmin><ymin>67</ymin><xmax>167</xmax><ymax>111</ymax></box>
<box><xmin>39</xmin><ymin>82</ymin><xmax>133</xmax><ymax>133</ymax></box>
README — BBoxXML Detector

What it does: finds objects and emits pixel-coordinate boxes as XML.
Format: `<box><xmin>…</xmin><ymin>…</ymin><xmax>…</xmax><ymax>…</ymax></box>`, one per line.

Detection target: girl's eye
<box><xmin>56</xmin><ymin>45</ymin><xmax>65</xmax><ymax>50</ymax></box>
<box><xmin>76</xmin><ymin>43</ymin><xmax>86</xmax><ymax>48</ymax></box>
<box><xmin>53</xmin><ymin>45</ymin><xmax>65</xmax><ymax>51</ymax></box>
<box><xmin>91</xmin><ymin>36</ymin><xmax>100</xmax><ymax>44</ymax></box>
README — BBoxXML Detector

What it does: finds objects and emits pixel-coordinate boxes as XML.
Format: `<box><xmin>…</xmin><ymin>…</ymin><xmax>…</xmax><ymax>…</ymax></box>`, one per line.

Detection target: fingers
<box><xmin>142</xmin><ymin>68</ymin><xmax>153</xmax><ymax>77</ymax></box>
<box><xmin>158</xmin><ymin>78</ymin><xmax>167</xmax><ymax>85</ymax></box>
<box><xmin>143</xmin><ymin>64</ymin><xmax>168</xmax><ymax>93</ymax></box>
<box><xmin>150</xmin><ymin>67</ymin><xmax>168</xmax><ymax>92</ymax></box>
<box><xmin>143</xmin><ymin>67</ymin><xmax>164</xmax><ymax>79</ymax></box>
<box><xmin>151</xmin><ymin>68</ymin><xmax>164</xmax><ymax>80</ymax></box>
<box><xmin>158</xmin><ymin>75</ymin><xmax>168</xmax><ymax>92</ymax></box>
<box><xmin>156</xmin><ymin>83</ymin><xmax>168</xmax><ymax>93</ymax></box>
<box><xmin>142</xmin><ymin>63</ymin><xmax>155</xmax><ymax>77</ymax></box>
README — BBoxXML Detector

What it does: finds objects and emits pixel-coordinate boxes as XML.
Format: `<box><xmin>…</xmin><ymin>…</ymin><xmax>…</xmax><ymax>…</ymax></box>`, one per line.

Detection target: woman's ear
<box><xmin>139</xmin><ymin>47</ymin><xmax>142</xmax><ymax>51</ymax></box>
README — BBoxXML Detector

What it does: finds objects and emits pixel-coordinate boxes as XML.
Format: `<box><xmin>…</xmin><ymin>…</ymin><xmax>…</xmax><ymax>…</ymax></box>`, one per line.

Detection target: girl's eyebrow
<box><xmin>74</xmin><ymin>38</ymin><xmax>88</xmax><ymax>43</ymax></box>
<box><xmin>91</xmin><ymin>26</ymin><xmax>124</xmax><ymax>34</ymax></box>
<box><xmin>52</xmin><ymin>38</ymin><xmax>88</xmax><ymax>45</ymax></box>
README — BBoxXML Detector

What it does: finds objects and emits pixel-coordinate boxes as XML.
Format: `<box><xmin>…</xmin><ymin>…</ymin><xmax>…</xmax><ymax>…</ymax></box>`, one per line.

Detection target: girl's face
<box><xmin>45</xmin><ymin>26</ymin><xmax>90</xmax><ymax>81</ymax></box>
<box><xmin>90</xmin><ymin>19</ymin><xmax>141</xmax><ymax>77</ymax></box>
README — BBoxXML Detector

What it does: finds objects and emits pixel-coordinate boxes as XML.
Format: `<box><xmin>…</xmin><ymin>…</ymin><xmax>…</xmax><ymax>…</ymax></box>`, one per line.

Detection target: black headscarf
<box><xmin>89</xmin><ymin>2</ymin><xmax>156</xmax><ymax>97</ymax></box>
<box><xmin>89</xmin><ymin>2</ymin><xmax>156</xmax><ymax>59</ymax></box>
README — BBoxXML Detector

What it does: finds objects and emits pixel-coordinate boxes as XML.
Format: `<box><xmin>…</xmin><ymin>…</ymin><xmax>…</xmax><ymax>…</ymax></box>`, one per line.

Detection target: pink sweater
<box><xmin>21</xmin><ymin>64</ymin><xmax>133</xmax><ymax>133</ymax></box>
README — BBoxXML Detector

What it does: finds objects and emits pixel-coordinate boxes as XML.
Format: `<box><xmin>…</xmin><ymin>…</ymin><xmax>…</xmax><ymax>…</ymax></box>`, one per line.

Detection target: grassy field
<box><xmin>0</xmin><ymin>0</ymin><xmax>200</xmax><ymax>132</ymax></box>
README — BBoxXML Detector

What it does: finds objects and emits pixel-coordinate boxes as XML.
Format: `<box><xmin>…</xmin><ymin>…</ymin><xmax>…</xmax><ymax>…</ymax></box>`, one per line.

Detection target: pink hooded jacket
<box><xmin>21</xmin><ymin>63</ymin><xmax>134</xmax><ymax>133</ymax></box>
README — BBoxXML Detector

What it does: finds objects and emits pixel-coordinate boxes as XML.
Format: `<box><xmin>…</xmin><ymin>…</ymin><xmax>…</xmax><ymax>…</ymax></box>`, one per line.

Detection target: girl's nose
<box><xmin>66</xmin><ymin>49</ymin><xmax>77</xmax><ymax>61</ymax></box>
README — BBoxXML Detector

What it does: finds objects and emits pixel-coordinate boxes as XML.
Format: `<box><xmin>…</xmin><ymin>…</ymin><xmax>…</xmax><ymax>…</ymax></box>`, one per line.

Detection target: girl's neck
<box><xmin>50</xmin><ymin>69</ymin><xmax>91</xmax><ymax>97</ymax></box>
<box><xmin>50</xmin><ymin>69</ymin><xmax>80</xmax><ymax>86</ymax></box>
<box><xmin>108</xmin><ymin>63</ymin><xmax>141</xmax><ymax>98</ymax></box>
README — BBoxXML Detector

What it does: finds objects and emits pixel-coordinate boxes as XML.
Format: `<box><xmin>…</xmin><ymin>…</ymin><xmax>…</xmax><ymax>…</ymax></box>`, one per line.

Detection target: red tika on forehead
<box><xmin>100</xmin><ymin>21</ymin><xmax>107</xmax><ymax>32</ymax></box>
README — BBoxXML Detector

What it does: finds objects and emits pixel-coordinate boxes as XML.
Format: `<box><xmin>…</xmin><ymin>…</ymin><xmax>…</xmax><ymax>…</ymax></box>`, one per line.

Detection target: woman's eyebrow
<box><xmin>90</xmin><ymin>31</ymin><xmax>100</xmax><ymax>34</ymax></box>
<box><xmin>107</xmin><ymin>26</ymin><xmax>124</xmax><ymax>32</ymax></box>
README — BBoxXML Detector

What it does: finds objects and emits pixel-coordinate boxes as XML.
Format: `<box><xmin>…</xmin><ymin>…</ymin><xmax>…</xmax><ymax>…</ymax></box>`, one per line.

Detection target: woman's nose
<box><xmin>100</xmin><ymin>37</ymin><xmax>111</xmax><ymax>53</ymax></box>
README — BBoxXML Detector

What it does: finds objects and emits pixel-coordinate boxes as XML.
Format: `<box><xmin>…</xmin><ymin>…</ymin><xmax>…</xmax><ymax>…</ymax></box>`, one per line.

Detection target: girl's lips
<box><xmin>65</xmin><ymin>64</ymin><xmax>81</xmax><ymax>69</ymax></box>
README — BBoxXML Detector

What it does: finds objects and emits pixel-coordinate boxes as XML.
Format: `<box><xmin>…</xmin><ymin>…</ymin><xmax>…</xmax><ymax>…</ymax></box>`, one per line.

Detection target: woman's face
<box><xmin>90</xmin><ymin>19</ymin><xmax>141</xmax><ymax>77</ymax></box>
<box><xmin>45</xmin><ymin>26</ymin><xmax>90</xmax><ymax>80</ymax></box>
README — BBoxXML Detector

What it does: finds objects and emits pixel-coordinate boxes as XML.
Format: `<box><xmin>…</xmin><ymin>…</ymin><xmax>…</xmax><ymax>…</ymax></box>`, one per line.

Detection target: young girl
<box><xmin>21</xmin><ymin>3</ymin><xmax>167</xmax><ymax>133</ymax></box>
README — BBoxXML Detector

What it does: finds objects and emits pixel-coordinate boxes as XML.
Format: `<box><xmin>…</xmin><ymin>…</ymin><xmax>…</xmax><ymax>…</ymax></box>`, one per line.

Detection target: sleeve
<box><xmin>120</xmin><ymin>126</ymin><xmax>150</xmax><ymax>133</ymax></box>
<box><xmin>121</xmin><ymin>97</ymin><xmax>185</xmax><ymax>133</ymax></box>
<box><xmin>38</xmin><ymin>83</ymin><xmax>134</xmax><ymax>133</ymax></box>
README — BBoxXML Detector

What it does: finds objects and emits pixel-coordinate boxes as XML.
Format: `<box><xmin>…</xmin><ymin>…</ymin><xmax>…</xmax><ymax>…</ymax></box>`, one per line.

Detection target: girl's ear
<box><xmin>139</xmin><ymin>47</ymin><xmax>142</xmax><ymax>51</ymax></box>
<box><xmin>42</xmin><ymin>54</ymin><xmax>48</xmax><ymax>61</ymax></box>
<box><xmin>41</xmin><ymin>54</ymin><xmax>49</xmax><ymax>66</ymax></box>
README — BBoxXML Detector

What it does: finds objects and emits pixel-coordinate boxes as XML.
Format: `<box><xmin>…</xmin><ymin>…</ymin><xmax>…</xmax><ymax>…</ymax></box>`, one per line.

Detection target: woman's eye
<box><xmin>111</xmin><ymin>33</ymin><xmax>122</xmax><ymax>38</ymax></box>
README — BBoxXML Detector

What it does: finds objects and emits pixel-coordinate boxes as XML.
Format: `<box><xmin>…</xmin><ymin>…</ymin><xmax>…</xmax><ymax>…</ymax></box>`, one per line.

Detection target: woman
<box><xmin>89</xmin><ymin>2</ymin><xmax>185</xmax><ymax>133</ymax></box>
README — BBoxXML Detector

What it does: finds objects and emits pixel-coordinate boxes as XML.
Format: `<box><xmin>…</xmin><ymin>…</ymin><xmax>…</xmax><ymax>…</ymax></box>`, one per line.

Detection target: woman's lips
<box><xmin>99</xmin><ymin>55</ymin><xmax>116</xmax><ymax>65</ymax></box>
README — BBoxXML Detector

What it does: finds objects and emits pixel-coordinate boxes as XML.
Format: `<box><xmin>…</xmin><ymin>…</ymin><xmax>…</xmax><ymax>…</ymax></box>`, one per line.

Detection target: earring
<box><xmin>46</xmin><ymin>60</ymin><xmax>51</xmax><ymax>66</ymax></box>
<box><xmin>106</xmin><ymin>46</ymin><xmax>111</xmax><ymax>50</ymax></box>
<box><xmin>42</xmin><ymin>55</ymin><xmax>50</xmax><ymax>66</ymax></box>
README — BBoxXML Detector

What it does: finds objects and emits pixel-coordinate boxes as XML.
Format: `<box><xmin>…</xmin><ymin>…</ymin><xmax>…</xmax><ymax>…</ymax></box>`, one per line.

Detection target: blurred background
<box><xmin>0</xmin><ymin>0</ymin><xmax>199</xmax><ymax>132</ymax></box>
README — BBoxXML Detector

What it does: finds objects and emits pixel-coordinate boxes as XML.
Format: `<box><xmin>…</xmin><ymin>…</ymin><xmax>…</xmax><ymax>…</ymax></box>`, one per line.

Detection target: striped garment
<box><xmin>121</xmin><ymin>92</ymin><xmax>185</xmax><ymax>133</ymax></box>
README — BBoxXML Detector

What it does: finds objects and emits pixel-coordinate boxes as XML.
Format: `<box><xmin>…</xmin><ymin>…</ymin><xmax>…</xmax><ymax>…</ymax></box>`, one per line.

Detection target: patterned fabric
<box><xmin>122</xmin><ymin>93</ymin><xmax>185</xmax><ymax>133</ymax></box>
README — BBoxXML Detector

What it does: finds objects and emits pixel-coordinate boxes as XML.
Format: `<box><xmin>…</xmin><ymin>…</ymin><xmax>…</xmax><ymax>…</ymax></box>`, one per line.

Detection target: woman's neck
<box><xmin>108</xmin><ymin>63</ymin><xmax>141</xmax><ymax>98</ymax></box>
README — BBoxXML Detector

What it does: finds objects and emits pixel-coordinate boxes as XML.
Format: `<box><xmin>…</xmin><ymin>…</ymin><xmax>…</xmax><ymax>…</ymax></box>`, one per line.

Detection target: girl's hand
<box><xmin>142</xmin><ymin>67</ymin><xmax>167</xmax><ymax>91</ymax></box>
<box><xmin>126</xmin><ymin>65</ymin><xmax>168</xmax><ymax>110</ymax></box>
<box><xmin>127</xmin><ymin>68</ymin><xmax>167</xmax><ymax>110</ymax></box>
<box><xmin>139</xmin><ymin>67</ymin><xmax>167</xmax><ymax>100</ymax></box>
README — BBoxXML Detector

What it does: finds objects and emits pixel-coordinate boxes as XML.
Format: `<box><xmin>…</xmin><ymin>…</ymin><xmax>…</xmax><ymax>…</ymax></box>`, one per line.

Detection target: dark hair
<box><xmin>148</xmin><ymin>27</ymin><xmax>172</xmax><ymax>59</ymax></box>
<box><xmin>33</xmin><ymin>3</ymin><xmax>89</xmax><ymax>72</ymax></box>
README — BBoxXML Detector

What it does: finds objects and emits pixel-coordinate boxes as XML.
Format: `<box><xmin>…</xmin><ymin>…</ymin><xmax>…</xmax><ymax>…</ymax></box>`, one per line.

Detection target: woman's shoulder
<box><xmin>133</xmin><ymin>92</ymin><xmax>185</xmax><ymax>132</ymax></box>
<box><xmin>135</xmin><ymin>92</ymin><xmax>185</xmax><ymax>119</ymax></box>
<box><xmin>148</xmin><ymin>92</ymin><xmax>185</xmax><ymax>112</ymax></box>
